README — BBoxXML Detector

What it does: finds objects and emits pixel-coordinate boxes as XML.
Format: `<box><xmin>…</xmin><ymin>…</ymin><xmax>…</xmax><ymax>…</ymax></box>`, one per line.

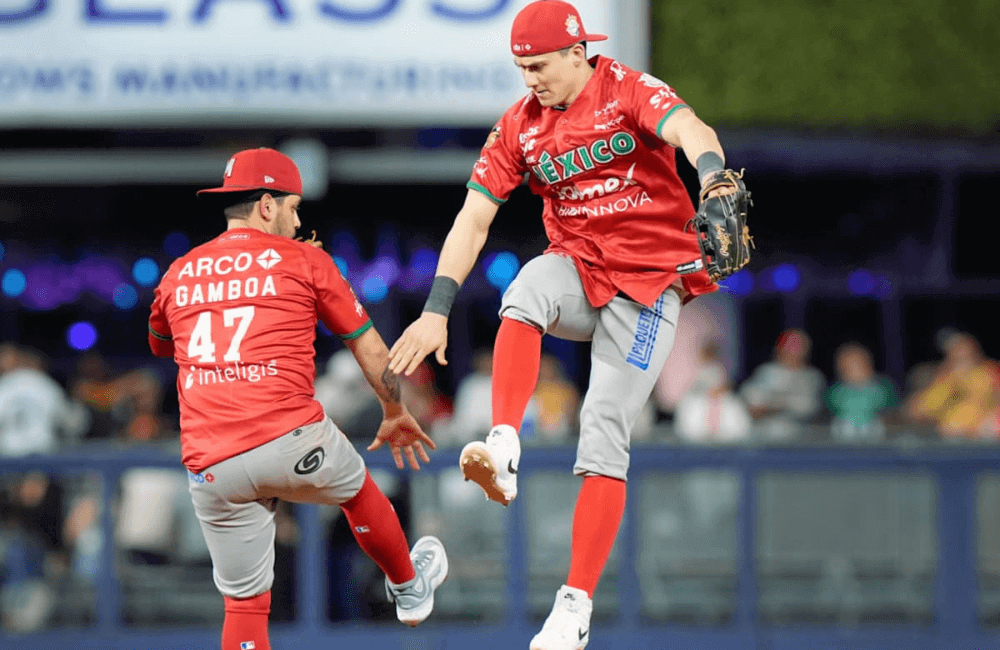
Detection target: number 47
<box><xmin>188</xmin><ymin>306</ymin><xmax>255</xmax><ymax>363</ymax></box>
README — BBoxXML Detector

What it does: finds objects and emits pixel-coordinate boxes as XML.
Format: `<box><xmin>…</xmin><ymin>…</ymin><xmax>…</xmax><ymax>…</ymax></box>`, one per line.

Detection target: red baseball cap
<box><xmin>510</xmin><ymin>0</ymin><xmax>607</xmax><ymax>56</ymax></box>
<box><xmin>197</xmin><ymin>147</ymin><xmax>302</xmax><ymax>197</ymax></box>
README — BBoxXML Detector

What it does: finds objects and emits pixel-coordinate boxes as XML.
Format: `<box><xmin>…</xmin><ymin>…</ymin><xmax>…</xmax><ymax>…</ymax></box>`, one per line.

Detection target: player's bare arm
<box><xmin>345</xmin><ymin>326</ymin><xmax>436</xmax><ymax>470</ymax></box>
<box><xmin>658</xmin><ymin>107</ymin><xmax>735</xmax><ymax>198</ymax></box>
<box><xmin>388</xmin><ymin>189</ymin><xmax>500</xmax><ymax>376</ymax></box>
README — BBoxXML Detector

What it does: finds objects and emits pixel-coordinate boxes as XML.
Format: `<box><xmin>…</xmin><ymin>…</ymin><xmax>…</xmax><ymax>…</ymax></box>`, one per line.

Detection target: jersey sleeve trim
<box><xmin>466</xmin><ymin>181</ymin><xmax>507</xmax><ymax>205</ymax></box>
<box><xmin>339</xmin><ymin>319</ymin><xmax>373</xmax><ymax>341</ymax></box>
<box><xmin>655</xmin><ymin>103</ymin><xmax>691</xmax><ymax>139</ymax></box>
<box><xmin>148</xmin><ymin>325</ymin><xmax>172</xmax><ymax>341</ymax></box>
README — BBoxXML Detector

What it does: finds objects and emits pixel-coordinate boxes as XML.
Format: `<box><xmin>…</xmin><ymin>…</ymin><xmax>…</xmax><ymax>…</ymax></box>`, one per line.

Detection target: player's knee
<box><xmin>215</xmin><ymin>567</ymin><xmax>275</xmax><ymax>600</ymax></box>
<box><xmin>500</xmin><ymin>282</ymin><xmax>549</xmax><ymax>330</ymax></box>
<box><xmin>576</xmin><ymin>403</ymin><xmax>632</xmax><ymax>477</ymax></box>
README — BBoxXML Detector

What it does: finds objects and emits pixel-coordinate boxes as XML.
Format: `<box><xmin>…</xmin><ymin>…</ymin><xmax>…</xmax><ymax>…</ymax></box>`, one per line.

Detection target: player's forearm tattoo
<box><xmin>380</xmin><ymin>365</ymin><xmax>402</xmax><ymax>403</ymax></box>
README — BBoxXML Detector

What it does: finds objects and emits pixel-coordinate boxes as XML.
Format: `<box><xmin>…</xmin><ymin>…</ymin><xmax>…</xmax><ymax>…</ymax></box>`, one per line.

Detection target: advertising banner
<box><xmin>0</xmin><ymin>0</ymin><xmax>643</xmax><ymax>126</ymax></box>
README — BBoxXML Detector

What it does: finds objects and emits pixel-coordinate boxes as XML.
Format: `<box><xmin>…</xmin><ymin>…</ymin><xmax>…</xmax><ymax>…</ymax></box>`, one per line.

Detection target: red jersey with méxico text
<box><xmin>148</xmin><ymin>229</ymin><xmax>371</xmax><ymax>473</ymax></box>
<box><xmin>468</xmin><ymin>55</ymin><xmax>717</xmax><ymax>308</ymax></box>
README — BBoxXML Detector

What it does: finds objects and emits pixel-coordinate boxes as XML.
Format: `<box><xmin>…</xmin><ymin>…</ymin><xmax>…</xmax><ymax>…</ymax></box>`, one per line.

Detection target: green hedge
<box><xmin>650</xmin><ymin>0</ymin><xmax>999</xmax><ymax>134</ymax></box>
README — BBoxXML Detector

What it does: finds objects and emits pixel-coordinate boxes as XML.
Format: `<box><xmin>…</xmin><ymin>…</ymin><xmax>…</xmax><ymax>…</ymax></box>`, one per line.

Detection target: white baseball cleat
<box><xmin>385</xmin><ymin>535</ymin><xmax>449</xmax><ymax>627</ymax></box>
<box><xmin>460</xmin><ymin>424</ymin><xmax>521</xmax><ymax>506</ymax></box>
<box><xmin>530</xmin><ymin>585</ymin><xmax>593</xmax><ymax>650</ymax></box>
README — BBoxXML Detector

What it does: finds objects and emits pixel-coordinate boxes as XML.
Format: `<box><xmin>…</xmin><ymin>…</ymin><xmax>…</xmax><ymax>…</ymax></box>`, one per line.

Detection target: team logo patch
<box><xmin>256</xmin><ymin>248</ymin><xmax>282</xmax><ymax>270</ymax></box>
<box><xmin>565</xmin><ymin>14</ymin><xmax>580</xmax><ymax>37</ymax></box>
<box><xmin>294</xmin><ymin>447</ymin><xmax>326</xmax><ymax>475</ymax></box>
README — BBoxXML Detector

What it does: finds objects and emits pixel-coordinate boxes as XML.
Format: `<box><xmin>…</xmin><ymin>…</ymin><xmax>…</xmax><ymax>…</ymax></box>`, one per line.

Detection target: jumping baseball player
<box><xmin>387</xmin><ymin>2</ymin><xmax>750</xmax><ymax>648</ymax></box>
<box><xmin>148</xmin><ymin>148</ymin><xmax>448</xmax><ymax>650</ymax></box>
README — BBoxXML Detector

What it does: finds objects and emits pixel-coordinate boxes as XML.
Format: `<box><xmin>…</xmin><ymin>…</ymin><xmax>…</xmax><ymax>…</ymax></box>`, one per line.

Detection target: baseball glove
<box><xmin>687</xmin><ymin>169</ymin><xmax>754</xmax><ymax>282</ymax></box>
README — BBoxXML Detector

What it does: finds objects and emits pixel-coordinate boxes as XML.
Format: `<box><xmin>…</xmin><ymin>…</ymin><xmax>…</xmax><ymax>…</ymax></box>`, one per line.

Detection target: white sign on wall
<box><xmin>0</xmin><ymin>0</ymin><xmax>645</xmax><ymax>127</ymax></box>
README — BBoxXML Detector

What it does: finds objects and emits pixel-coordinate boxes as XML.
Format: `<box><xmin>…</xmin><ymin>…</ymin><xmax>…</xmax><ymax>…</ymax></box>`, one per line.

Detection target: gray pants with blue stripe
<box><xmin>500</xmin><ymin>253</ymin><xmax>681</xmax><ymax>480</ymax></box>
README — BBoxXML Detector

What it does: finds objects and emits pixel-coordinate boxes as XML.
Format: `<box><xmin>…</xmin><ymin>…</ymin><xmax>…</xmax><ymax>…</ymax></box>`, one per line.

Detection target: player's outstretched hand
<box><xmin>388</xmin><ymin>312</ymin><xmax>449</xmax><ymax>376</ymax></box>
<box><xmin>367</xmin><ymin>407</ymin><xmax>436</xmax><ymax>471</ymax></box>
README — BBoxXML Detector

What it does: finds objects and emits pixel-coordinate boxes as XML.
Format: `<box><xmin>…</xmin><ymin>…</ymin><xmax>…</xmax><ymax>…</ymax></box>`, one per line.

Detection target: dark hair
<box><xmin>222</xmin><ymin>190</ymin><xmax>291</xmax><ymax>220</ymax></box>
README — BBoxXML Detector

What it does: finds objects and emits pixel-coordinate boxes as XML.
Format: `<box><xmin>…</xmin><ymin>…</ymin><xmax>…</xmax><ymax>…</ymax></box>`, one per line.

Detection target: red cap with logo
<box><xmin>197</xmin><ymin>147</ymin><xmax>303</xmax><ymax>197</ymax></box>
<box><xmin>510</xmin><ymin>0</ymin><xmax>607</xmax><ymax>56</ymax></box>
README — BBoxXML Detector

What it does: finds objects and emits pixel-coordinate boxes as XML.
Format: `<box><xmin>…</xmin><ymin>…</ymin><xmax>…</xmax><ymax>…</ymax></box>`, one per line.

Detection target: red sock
<box><xmin>222</xmin><ymin>591</ymin><xmax>271</xmax><ymax>650</ymax></box>
<box><xmin>492</xmin><ymin>318</ymin><xmax>542</xmax><ymax>429</ymax></box>
<box><xmin>566</xmin><ymin>476</ymin><xmax>627</xmax><ymax>598</ymax></box>
<box><xmin>341</xmin><ymin>471</ymin><xmax>416</xmax><ymax>585</ymax></box>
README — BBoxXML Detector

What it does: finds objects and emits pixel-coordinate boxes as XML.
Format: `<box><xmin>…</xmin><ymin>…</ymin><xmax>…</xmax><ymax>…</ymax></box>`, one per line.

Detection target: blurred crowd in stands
<box><xmin>2</xmin><ymin>322</ymin><xmax>1000</xmax><ymax>633</ymax></box>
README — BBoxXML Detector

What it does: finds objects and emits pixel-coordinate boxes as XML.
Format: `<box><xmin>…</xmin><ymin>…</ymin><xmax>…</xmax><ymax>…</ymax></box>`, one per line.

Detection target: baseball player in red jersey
<box><xmin>388</xmin><ymin>2</ymin><xmax>743</xmax><ymax>648</ymax></box>
<box><xmin>148</xmin><ymin>148</ymin><xmax>448</xmax><ymax>650</ymax></box>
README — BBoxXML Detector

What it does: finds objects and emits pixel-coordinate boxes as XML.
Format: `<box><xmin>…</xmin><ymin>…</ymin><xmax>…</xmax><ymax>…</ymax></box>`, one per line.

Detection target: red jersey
<box><xmin>468</xmin><ymin>55</ymin><xmax>717</xmax><ymax>308</ymax></box>
<box><xmin>148</xmin><ymin>229</ymin><xmax>371</xmax><ymax>473</ymax></box>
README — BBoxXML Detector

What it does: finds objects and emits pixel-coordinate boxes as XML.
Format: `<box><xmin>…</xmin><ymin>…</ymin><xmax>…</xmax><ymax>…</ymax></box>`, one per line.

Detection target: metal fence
<box><xmin>2</xmin><ymin>440</ymin><xmax>1000</xmax><ymax>650</ymax></box>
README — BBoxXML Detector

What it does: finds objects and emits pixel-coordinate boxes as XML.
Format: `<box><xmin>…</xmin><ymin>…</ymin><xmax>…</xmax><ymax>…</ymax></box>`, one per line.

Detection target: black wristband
<box><xmin>696</xmin><ymin>151</ymin><xmax>724</xmax><ymax>181</ymax></box>
<box><xmin>423</xmin><ymin>276</ymin><xmax>460</xmax><ymax>317</ymax></box>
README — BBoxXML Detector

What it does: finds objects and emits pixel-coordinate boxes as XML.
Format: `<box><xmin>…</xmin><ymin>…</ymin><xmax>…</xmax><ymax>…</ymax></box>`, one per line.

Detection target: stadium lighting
<box><xmin>485</xmin><ymin>251</ymin><xmax>520</xmax><ymax>291</ymax></box>
<box><xmin>771</xmin><ymin>264</ymin><xmax>800</xmax><ymax>293</ymax></box>
<box><xmin>847</xmin><ymin>269</ymin><xmax>876</xmax><ymax>296</ymax></box>
<box><xmin>132</xmin><ymin>258</ymin><xmax>161</xmax><ymax>286</ymax></box>
<box><xmin>67</xmin><ymin>322</ymin><xmax>98</xmax><ymax>351</ymax></box>
<box><xmin>113</xmin><ymin>283</ymin><xmax>139</xmax><ymax>309</ymax></box>
<box><xmin>719</xmin><ymin>269</ymin><xmax>754</xmax><ymax>296</ymax></box>
<box><xmin>1</xmin><ymin>268</ymin><xmax>26</xmax><ymax>298</ymax></box>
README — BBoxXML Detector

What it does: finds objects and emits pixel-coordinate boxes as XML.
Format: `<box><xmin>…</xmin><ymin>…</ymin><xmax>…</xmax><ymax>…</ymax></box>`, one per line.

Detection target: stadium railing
<box><xmin>2</xmin><ymin>438</ymin><xmax>1000</xmax><ymax>650</ymax></box>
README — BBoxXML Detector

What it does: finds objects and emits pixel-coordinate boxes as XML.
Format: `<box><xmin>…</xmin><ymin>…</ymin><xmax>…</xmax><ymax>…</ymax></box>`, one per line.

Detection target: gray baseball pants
<box><xmin>187</xmin><ymin>416</ymin><xmax>366</xmax><ymax>598</ymax></box>
<box><xmin>500</xmin><ymin>253</ymin><xmax>681</xmax><ymax>480</ymax></box>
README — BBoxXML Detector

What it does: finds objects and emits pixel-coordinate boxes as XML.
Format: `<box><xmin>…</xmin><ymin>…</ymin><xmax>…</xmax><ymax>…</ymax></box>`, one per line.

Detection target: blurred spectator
<box><xmin>904</xmin><ymin>327</ymin><xmax>961</xmax><ymax>397</ymax></box>
<box><xmin>401</xmin><ymin>362</ymin><xmax>452</xmax><ymax>431</ymax></box>
<box><xmin>112</xmin><ymin>368</ymin><xmax>171</xmax><ymax>442</ymax></box>
<box><xmin>69</xmin><ymin>354</ymin><xmax>174</xmax><ymax>441</ymax></box>
<box><xmin>904</xmin><ymin>331</ymin><xmax>1000</xmax><ymax>440</ymax></box>
<box><xmin>435</xmin><ymin>349</ymin><xmax>494</xmax><ymax>447</ymax></box>
<box><xmin>434</xmin><ymin>349</ymin><xmax>545</xmax><ymax>447</ymax></box>
<box><xmin>825</xmin><ymin>342</ymin><xmax>899</xmax><ymax>444</ymax></box>
<box><xmin>314</xmin><ymin>348</ymin><xmax>383</xmax><ymax>440</ymax></box>
<box><xmin>530</xmin><ymin>353</ymin><xmax>580</xmax><ymax>445</ymax></box>
<box><xmin>739</xmin><ymin>329</ymin><xmax>826</xmax><ymax>442</ymax></box>
<box><xmin>651</xmin><ymin>293</ymin><xmax>739</xmax><ymax>418</ymax></box>
<box><xmin>111</xmin><ymin>370</ymin><xmax>203</xmax><ymax>571</ymax></box>
<box><xmin>0</xmin><ymin>343</ymin><xmax>88</xmax><ymax>456</ymax></box>
<box><xmin>674</xmin><ymin>342</ymin><xmax>752</xmax><ymax>444</ymax></box>
<box><xmin>69</xmin><ymin>351</ymin><xmax>118</xmax><ymax>440</ymax></box>
<box><xmin>0</xmin><ymin>472</ymin><xmax>65</xmax><ymax>633</ymax></box>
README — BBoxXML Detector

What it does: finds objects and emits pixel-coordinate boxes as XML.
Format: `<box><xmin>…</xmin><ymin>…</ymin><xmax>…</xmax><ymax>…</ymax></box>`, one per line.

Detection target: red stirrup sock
<box><xmin>341</xmin><ymin>471</ymin><xmax>416</xmax><ymax>585</ymax></box>
<box><xmin>566</xmin><ymin>476</ymin><xmax>627</xmax><ymax>598</ymax></box>
<box><xmin>222</xmin><ymin>591</ymin><xmax>271</xmax><ymax>650</ymax></box>
<box><xmin>492</xmin><ymin>317</ymin><xmax>543</xmax><ymax>429</ymax></box>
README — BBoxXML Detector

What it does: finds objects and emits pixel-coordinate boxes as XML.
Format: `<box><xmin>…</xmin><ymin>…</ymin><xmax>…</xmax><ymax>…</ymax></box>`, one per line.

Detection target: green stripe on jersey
<box><xmin>148</xmin><ymin>325</ymin><xmax>172</xmax><ymax>341</ymax></box>
<box><xmin>656</xmin><ymin>104</ymin><xmax>691</xmax><ymax>139</ymax></box>
<box><xmin>467</xmin><ymin>181</ymin><xmax>507</xmax><ymax>205</ymax></box>
<box><xmin>340</xmin><ymin>320</ymin><xmax>373</xmax><ymax>341</ymax></box>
